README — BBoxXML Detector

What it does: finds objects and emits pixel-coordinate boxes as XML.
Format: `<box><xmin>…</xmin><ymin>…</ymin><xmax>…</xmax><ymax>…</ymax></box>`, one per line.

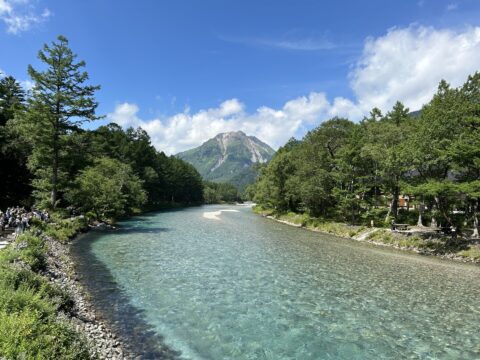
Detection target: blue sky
<box><xmin>1</xmin><ymin>0</ymin><xmax>480</xmax><ymax>153</ymax></box>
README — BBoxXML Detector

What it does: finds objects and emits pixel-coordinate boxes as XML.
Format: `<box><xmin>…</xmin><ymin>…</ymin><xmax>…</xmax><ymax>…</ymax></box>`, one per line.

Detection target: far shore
<box><xmin>254</xmin><ymin>210</ymin><xmax>480</xmax><ymax>265</ymax></box>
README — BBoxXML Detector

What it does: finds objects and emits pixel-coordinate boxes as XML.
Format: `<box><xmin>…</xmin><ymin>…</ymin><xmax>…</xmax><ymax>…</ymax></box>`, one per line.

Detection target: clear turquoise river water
<box><xmin>72</xmin><ymin>205</ymin><xmax>480</xmax><ymax>359</ymax></box>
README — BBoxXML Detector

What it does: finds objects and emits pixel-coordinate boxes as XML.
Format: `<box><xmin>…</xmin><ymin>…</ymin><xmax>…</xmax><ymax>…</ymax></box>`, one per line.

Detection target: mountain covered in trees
<box><xmin>250</xmin><ymin>74</ymin><xmax>480</xmax><ymax>237</ymax></box>
<box><xmin>177</xmin><ymin>131</ymin><xmax>275</xmax><ymax>190</ymax></box>
<box><xmin>0</xmin><ymin>36</ymin><xmax>204</xmax><ymax>218</ymax></box>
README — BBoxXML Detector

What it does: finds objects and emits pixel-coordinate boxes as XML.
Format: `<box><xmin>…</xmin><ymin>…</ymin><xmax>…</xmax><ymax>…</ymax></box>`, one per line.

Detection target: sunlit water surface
<box><xmin>72</xmin><ymin>205</ymin><xmax>480</xmax><ymax>359</ymax></box>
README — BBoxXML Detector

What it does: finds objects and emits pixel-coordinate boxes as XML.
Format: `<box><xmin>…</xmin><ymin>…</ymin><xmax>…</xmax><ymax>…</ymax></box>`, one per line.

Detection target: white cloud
<box><xmin>351</xmin><ymin>26</ymin><xmax>480</xmax><ymax>112</ymax></box>
<box><xmin>108</xmin><ymin>94</ymin><xmax>337</xmax><ymax>154</ymax></box>
<box><xmin>109</xmin><ymin>25</ymin><xmax>480</xmax><ymax>154</ymax></box>
<box><xmin>0</xmin><ymin>0</ymin><xmax>50</xmax><ymax>34</ymax></box>
<box><xmin>19</xmin><ymin>79</ymin><xmax>33</xmax><ymax>90</ymax></box>
<box><xmin>0</xmin><ymin>0</ymin><xmax>12</xmax><ymax>15</ymax></box>
<box><xmin>108</xmin><ymin>102</ymin><xmax>142</xmax><ymax>127</ymax></box>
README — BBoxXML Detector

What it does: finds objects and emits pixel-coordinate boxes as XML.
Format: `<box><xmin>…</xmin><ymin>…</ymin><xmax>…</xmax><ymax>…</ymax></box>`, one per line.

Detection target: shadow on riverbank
<box><xmin>71</xmin><ymin>230</ymin><xmax>183</xmax><ymax>360</ymax></box>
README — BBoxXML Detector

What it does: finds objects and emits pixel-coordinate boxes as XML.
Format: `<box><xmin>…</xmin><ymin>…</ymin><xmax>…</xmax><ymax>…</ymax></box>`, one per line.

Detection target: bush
<box><xmin>360</xmin><ymin>207</ymin><xmax>389</xmax><ymax>227</ymax></box>
<box><xmin>0</xmin><ymin>267</ymin><xmax>73</xmax><ymax>313</ymax></box>
<box><xmin>0</xmin><ymin>225</ymin><xmax>90</xmax><ymax>358</ymax></box>
<box><xmin>0</xmin><ymin>286</ymin><xmax>57</xmax><ymax>320</ymax></box>
<box><xmin>277</xmin><ymin>212</ymin><xmax>310</xmax><ymax>226</ymax></box>
<box><xmin>0</xmin><ymin>309</ymin><xmax>91</xmax><ymax>359</ymax></box>
<box><xmin>396</xmin><ymin>208</ymin><xmax>420</xmax><ymax>225</ymax></box>
<box><xmin>459</xmin><ymin>246</ymin><xmax>480</xmax><ymax>260</ymax></box>
<box><xmin>66</xmin><ymin>157</ymin><xmax>146</xmax><ymax>221</ymax></box>
<box><xmin>14</xmin><ymin>233</ymin><xmax>47</xmax><ymax>272</ymax></box>
<box><xmin>44</xmin><ymin>217</ymin><xmax>87</xmax><ymax>244</ymax></box>
<box><xmin>252</xmin><ymin>205</ymin><xmax>275</xmax><ymax>216</ymax></box>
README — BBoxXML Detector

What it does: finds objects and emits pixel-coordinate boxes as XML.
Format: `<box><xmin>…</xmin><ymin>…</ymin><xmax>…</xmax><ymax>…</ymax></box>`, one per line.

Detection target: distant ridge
<box><xmin>177</xmin><ymin>131</ymin><xmax>275</xmax><ymax>189</ymax></box>
<box><xmin>408</xmin><ymin>110</ymin><xmax>421</xmax><ymax>118</ymax></box>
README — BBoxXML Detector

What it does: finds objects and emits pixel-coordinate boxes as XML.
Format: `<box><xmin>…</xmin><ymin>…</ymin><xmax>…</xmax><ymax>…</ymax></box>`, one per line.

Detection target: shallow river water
<box><xmin>72</xmin><ymin>205</ymin><xmax>480</xmax><ymax>359</ymax></box>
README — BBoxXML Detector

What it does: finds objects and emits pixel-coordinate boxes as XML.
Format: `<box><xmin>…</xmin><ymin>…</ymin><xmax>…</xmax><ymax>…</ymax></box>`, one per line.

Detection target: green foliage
<box><xmin>14</xmin><ymin>233</ymin><xmax>47</xmax><ymax>272</ymax></box>
<box><xmin>252</xmin><ymin>204</ymin><xmax>275</xmax><ymax>216</ymax></box>
<box><xmin>66</xmin><ymin>157</ymin><xmax>146</xmax><ymax>221</ymax></box>
<box><xmin>0</xmin><ymin>267</ymin><xmax>73</xmax><ymax>313</ymax></box>
<box><xmin>203</xmin><ymin>181</ymin><xmax>240</xmax><ymax>204</ymax></box>
<box><xmin>43</xmin><ymin>216</ymin><xmax>88</xmax><ymax>244</ymax></box>
<box><xmin>88</xmin><ymin>124</ymin><xmax>204</xmax><ymax>207</ymax></box>
<box><xmin>0</xmin><ymin>309</ymin><xmax>91</xmax><ymax>359</ymax></box>
<box><xmin>14</xmin><ymin>35</ymin><xmax>102</xmax><ymax>208</ymax></box>
<box><xmin>252</xmin><ymin>73</ymin><xmax>480</xmax><ymax>234</ymax></box>
<box><xmin>0</xmin><ymin>229</ymin><xmax>90</xmax><ymax>359</ymax></box>
<box><xmin>459</xmin><ymin>246</ymin><xmax>480</xmax><ymax>260</ymax></box>
<box><xmin>0</xmin><ymin>75</ymin><xmax>32</xmax><ymax>208</ymax></box>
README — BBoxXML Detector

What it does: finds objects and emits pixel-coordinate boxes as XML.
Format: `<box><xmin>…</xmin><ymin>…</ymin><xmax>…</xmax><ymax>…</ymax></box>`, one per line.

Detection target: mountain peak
<box><xmin>215</xmin><ymin>130</ymin><xmax>246</xmax><ymax>136</ymax></box>
<box><xmin>177</xmin><ymin>131</ymin><xmax>275</xmax><ymax>189</ymax></box>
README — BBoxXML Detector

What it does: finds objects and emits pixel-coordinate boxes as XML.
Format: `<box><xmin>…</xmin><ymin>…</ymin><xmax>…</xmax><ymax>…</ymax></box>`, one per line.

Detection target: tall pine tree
<box><xmin>24</xmin><ymin>35</ymin><xmax>101</xmax><ymax>208</ymax></box>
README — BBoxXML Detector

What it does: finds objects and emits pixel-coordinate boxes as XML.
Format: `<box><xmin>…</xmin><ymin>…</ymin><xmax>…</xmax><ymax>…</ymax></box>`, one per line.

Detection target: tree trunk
<box><xmin>473</xmin><ymin>200</ymin><xmax>479</xmax><ymax>238</ymax></box>
<box><xmin>385</xmin><ymin>207</ymin><xmax>391</xmax><ymax>223</ymax></box>
<box><xmin>51</xmin><ymin>136</ymin><xmax>58</xmax><ymax>209</ymax></box>
<box><xmin>52</xmin><ymin>103</ymin><xmax>60</xmax><ymax>209</ymax></box>
<box><xmin>389</xmin><ymin>186</ymin><xmax>399</xmax><ymax>220</ymax></box>
<box><xmin>435</xmin><ymin>195</ymin><xmax>453</xmax><ymax>226</ymax></box>
<box><xmin>417</xmin><ymin>203</ymin><xmax>424</xmax><ymax>227</ymax></box>
<box><xmin>430</xmin><ymin>202</ymin><xmax>437</xmax><ymax>228</ymax></box>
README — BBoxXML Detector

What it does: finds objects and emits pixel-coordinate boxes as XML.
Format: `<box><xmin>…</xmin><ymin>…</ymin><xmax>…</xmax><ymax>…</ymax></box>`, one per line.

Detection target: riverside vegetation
<box><xmin>248</xmin><ymin>73</ymin><xmax>480</xmax><ymax>261</ymax></box>
<box><xmin>0</xmin><ymin>214</ymin><xmax>90</xmax><ymax>358</ymax></box>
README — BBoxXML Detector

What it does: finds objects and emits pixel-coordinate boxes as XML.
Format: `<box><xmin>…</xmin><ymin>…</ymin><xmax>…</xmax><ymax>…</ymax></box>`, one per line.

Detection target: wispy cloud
<box><xmin>219</xmin><ymin>31</ymin><xmax>345</xmax><ymax>51</ymax></box>
<box><xmin>446</xmin><ymin>3</ymin><xmax>458</xmax><ymax>11</ymax></box>
<box><xmin>0</xmin><ymin>0</ymin><xmax>51</xmax><ymax>34</ymax></box>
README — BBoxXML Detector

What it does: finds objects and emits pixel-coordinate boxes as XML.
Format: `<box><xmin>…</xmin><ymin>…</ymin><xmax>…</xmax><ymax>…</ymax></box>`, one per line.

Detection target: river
<box><xmin>71</xmin><ymin>205</ymin><xmax>480</xmax><ymax>359</ymax></box>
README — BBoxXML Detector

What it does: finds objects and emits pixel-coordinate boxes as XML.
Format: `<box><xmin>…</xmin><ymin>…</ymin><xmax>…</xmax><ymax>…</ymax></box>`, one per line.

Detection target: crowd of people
<box><xmin>0</xmin><ymin>207</ymin><xmax>50</xmax><ymax>238</ymax></box>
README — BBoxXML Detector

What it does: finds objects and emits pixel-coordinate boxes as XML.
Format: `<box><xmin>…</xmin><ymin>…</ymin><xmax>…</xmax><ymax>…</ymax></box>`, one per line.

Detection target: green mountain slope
<box><xmin>177</xmin><ymin>131</ymin><xmax>275</xmax><ymax>188</ymax></box>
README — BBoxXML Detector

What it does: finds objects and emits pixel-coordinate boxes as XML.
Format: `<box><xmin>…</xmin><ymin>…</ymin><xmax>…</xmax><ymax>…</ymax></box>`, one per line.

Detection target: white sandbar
<box><xmin>203</xmin><ymin>209</ymin><xmax>239</xmax><ymax>220</ymax></box>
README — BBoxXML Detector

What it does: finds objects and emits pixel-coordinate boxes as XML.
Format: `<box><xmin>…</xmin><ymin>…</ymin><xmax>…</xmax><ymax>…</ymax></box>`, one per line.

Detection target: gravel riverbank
<box><xmin>44</xmin><ymin>235</ymin><xmax>133</xmax><ymax>359</ymax></box>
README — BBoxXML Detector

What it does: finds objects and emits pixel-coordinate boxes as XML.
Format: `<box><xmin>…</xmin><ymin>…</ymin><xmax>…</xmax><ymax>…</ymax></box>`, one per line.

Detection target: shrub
<box><xmin>44</xmin><ymin>217</ymin><xmax>87</xmax><ymax>244</ymax></box>
<box><xmin>0</xmin><ymin>268</ymin><xmax>73</xmax><ymax>313</ymax></box>
<box><xmin>0</xmin><ymin>217</ymin><xmax>91</xmax><ymax>358</ymax></box>
<box><xmin>459</xmin><ymin>246</ymin><xmax>480</xmax><ymax>260</ymax></box>
<box><xmin>0</xmin><ymin>309</ymin><xmax>91</xmax><ymax>359</ymax></box>
<box><xmin>14</xmin><ymin>233</ymin><xmax>46</xmax><ymax>272</ymax></box>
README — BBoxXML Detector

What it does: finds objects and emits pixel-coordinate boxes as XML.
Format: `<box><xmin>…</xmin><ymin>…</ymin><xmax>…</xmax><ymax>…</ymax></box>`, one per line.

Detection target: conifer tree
<box><xmin>24</xmin><ymin>35</ymin><xmax>101</xmax><ymax>208</ymax></box>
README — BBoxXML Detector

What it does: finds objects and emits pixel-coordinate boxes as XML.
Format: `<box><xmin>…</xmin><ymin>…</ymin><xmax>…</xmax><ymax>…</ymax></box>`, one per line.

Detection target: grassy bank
<box><xmin>0</xmin><ymin>214</ymin><xmax>92</xmax><ymax>359</ymax></box>
<box><xmin>253</xmin><ymin>206</ymin><xmax>480</xmax><ymax>263</ymax></box>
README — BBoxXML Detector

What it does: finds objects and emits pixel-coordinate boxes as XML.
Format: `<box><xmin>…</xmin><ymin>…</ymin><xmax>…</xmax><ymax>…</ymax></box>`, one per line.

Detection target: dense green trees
<box><xmin>66</xmin><ymin>158</ymin><xmax>146</xmax><ymax>219</ymax></box>
<box><xmin>253</xmin><ymin>73</ymin><xmax>480</xmax><ymax>236</ymax></box>
<box><xmin>85</xmin><ymin>123</ymin><xmax>204</xmax><ymax>208</ymax></box>
<box><xmin>1</xmin><ymin>36</ymin><xmax>204</xmax><ymax>219</ymax></box>
<box><xmin>0</xmin><ymin>76</ymin><xmax>31</xmax><ymax>208</ymax></box>
<box><xmin>203</xmin><ymin>181</ymin><xmax>240</xmax><ymax>204</ymax></box>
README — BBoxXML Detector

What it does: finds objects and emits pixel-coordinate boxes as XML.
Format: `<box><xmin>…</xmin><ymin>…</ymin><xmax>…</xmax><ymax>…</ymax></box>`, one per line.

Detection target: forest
<box><xmin>250</xmin><ymin>74</ymin><xmax>480</xmax><ymax>237</ymax></box>
<box><xmin>0</xmin><ymin>36</ymin><xmax>207</xmax><ymax>220</ymax></box>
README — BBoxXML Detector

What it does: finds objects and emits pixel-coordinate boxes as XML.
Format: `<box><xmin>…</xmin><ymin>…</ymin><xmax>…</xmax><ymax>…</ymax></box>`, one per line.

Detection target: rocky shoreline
<box><xmin>44</xmin><ymin>234</ymin><xmax>133</xmax><ymax>359</ymax></box>
<box><xmin>265</xmin><ymin>215</ymin><xmax>480</xmax><ymax>265</ymax></box>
